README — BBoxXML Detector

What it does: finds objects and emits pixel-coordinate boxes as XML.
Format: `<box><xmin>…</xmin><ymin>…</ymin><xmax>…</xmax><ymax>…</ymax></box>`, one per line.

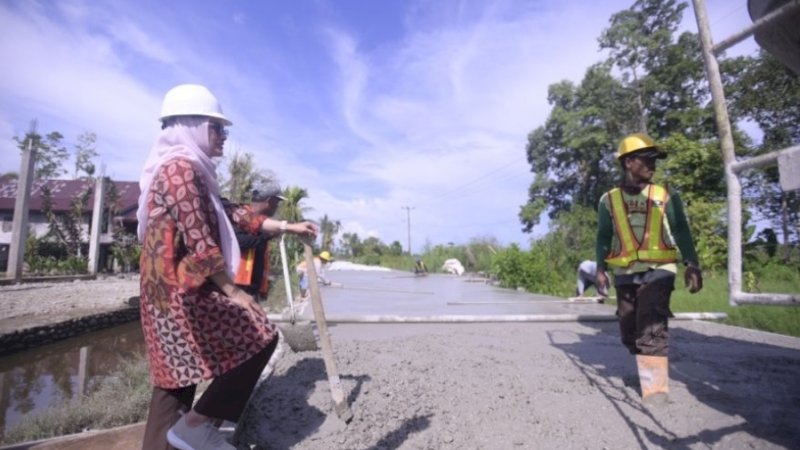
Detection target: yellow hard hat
<box><xmin>319</xmin><ymin>251</ymin><xmax>332</xmax><ymax>261</ymax></box>
<box><xmin>616</xmin><ymin>133</ymin><xmax>666</xmax><ymax>160</ymax></box>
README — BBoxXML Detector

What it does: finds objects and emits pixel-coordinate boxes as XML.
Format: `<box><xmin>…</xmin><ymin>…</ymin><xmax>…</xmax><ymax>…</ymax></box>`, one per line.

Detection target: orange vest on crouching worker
<box><xmin>604</xmin><ymin>183</ymin><xmax>678</xmax><ymax>268</ymax></box>
<box><xmin>234</xmin><ymin>244</ymin><xmax>270</xmax><ymax>295</ymax></box>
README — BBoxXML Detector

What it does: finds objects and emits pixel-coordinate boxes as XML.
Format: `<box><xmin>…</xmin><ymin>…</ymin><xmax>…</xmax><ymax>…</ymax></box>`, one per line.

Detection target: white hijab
<box><xmin>136</xmin><ymin>116</ymin><xmax>239</xmax><ymax>278</ymax></box>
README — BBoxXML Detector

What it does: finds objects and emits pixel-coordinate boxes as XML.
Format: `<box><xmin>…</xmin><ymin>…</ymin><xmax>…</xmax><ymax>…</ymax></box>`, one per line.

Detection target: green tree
<box><xmin>279</xmin><ymin>186</ymin><xmax>312</xmax><ymax>260</ymax></box>
<box><xmin>73</xmin><ymin>132</ymin><xmax>98</xmax><ymax>179</ymax></box>
<box><xmin>40</xmin><ymin>184</ymin><xmax>90</xmax><ymax>258</ymax></box>
<box><xmin>318</xmin><ymin>214</ymin><xmax>342</xmax><ymax>253</ymax></box>
<box><xmin>726</xmin><ymin>50</ymin><xmax>800</xmax><ymax>247</ymax></box>
<box><xmin>341</xmin><ymin>232</ymin><xmax>363</xmax><ymax>258</ymax></box>
<box><xmin>389</xmin><ymin>240</ymin><xmax>404</xmax><ymax>256</ymax></box>
<box><xmin>14</xmin><ymin>129</ymin><xmax>69</xmax><ymax>179</ymax></box>
<box><xmin>520</xmin><ymin>64</ymin><xmax>633</xmax><ymax>230</ymax></box>
<box><xmin>218</xmin><ymin>150</ymin><xmax>272</xmax><ymax>203</ymax></box>
<box><xmin>599</xmin><ymin>0</ymin><xmax>712</xmax><ymax>138</ymax></box>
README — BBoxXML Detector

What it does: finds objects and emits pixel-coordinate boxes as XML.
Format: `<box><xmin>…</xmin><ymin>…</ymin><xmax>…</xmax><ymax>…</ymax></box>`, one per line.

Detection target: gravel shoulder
<box><xmin>0</xmin><ymin>276</ymin><xmax>140</xmax><ymax>334</ymax></box>
<box><xmin>2</xmin><ymin>278</ymin><xmax>799</xmax><ymax>449</ymax></box>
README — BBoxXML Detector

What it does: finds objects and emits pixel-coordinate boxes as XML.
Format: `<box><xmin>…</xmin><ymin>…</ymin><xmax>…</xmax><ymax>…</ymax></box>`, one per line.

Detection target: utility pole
<box><xmin>7</xmin><ymin>120</ymin><xmax>37</xmax><ymax>281</ymax></box>
<box><xmin>401</xmin><ymin>206</ymin><xmax>414</xmax><ymax>255</ymax></box>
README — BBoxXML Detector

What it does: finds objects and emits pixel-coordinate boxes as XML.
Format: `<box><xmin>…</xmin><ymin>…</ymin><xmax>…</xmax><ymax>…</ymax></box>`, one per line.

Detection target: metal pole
<box><xmin>402</xmin><ymin>205</ymin><xmax>414</xmax><ymax>254</ymax></box>
<box><xmin>7</xmin><ymin>122</ymin><xmax>37</xmax><ymax>281</ymax></box>
<box><xmin>692</xmin><ymin>0</ymin><xmax>743</xmax><ymax>306</ymax></box>
<box><xmin>712</xmin><ymin>0</ymin><xmax>800</xmax><ymax>55</ymax></box>
<box><xmin>730</xmin><ymin>144</ymin><xmax>800</xmax><ymax>173</ymax></box>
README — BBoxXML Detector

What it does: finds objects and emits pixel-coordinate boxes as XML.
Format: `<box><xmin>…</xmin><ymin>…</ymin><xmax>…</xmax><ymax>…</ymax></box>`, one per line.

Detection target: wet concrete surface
<box><xmin>304</xmin><ymin>270</ymin><xmax>611</xmax><ymax>317</ymax></box>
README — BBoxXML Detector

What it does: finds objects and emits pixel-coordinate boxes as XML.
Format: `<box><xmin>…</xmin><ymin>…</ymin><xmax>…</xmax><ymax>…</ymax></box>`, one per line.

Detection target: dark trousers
<box><xmin>616</xmin><ymin>282</ymin><xmax>674</xmax><ymax>357</ymax></box>
<box><xmin>141</xmin><ymin>337</ymin><xmax>278</xmax><ymax>450</ymax></box>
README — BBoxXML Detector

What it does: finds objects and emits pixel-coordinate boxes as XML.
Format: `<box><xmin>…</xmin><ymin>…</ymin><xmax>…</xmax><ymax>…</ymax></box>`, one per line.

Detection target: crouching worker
<box><xmin>575</xmin><ymin>260</ymin><xmax>608</xmax><ymax>300</ymax></box>
<box><xmin>595</xmin><ymin>133</ymin><xmax>703</xmax><ymax>407</ymax></box>
<box><xmin>296</xmin><ymin>251</ymin><xmax>332</xmax><ymax>300</ymax></box>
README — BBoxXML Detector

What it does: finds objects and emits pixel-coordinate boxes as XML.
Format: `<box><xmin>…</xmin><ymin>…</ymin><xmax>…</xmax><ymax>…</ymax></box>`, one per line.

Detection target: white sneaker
<box><xmin>167</xmin><ymin>413</ymin><xmax>236</xmax><ymax>450</ymax></box>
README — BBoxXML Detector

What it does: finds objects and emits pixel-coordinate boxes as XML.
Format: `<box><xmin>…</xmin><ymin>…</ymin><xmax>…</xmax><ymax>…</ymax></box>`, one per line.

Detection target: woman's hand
<box><xmin>228</xmin><ymin>288</ymin><xmax>264</xmax><ymax>317</ymax></box>
<box><xmin>210</xmin><ymin>271</ymin><xmax>264</xmax><ymax>317</ymax></box>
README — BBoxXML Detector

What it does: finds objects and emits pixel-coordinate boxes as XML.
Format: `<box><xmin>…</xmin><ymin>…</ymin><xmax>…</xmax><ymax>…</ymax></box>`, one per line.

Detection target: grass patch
<box><xmin>602</xmin><ymin>268</ymin><xmax>800</xmax><ymax>338</ymax></box>
<box><xmin>670</xmin><ymin>268</ymin><xmax>800</xmax><ymax>337</ymax></box>
<box><xmin>1</xmin><ymin>355</ymin><xmax>151</xmax><ymax>446</ymax></box>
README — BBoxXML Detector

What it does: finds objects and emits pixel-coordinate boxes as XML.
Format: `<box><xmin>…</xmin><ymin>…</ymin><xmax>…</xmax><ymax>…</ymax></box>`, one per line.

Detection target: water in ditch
<box><xmin>0</xmin><ymin>321</ymin><xmax>145</xmax><ymax>437</ymax></box>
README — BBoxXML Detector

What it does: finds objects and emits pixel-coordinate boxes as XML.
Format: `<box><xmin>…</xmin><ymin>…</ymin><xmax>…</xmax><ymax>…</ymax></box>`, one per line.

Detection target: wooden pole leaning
<box><xmin>302</xmin><ymin>242</ymin><xmax>354</xmax><ymax>423</ymax></box>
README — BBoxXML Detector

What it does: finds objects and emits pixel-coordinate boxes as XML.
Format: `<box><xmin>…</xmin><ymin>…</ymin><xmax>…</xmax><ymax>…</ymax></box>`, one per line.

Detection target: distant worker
<box><xmin>576</xmin><ymin>260</ymin><xmax>607</xmax><ymax>298</ymax></box>
<box><xmin>296</xmin><ymin>251</ymin><xmax>333</xmax><ymax>299</ymax></box>
<box><xmin>414</xmin><ymin>258</ymin><xmax>428</xmax><ymax>275</ymax></box>
<box><xmin>595</xmin><ymin>133</ymin><xmax>703</xmax><ymax>407</ymax></box>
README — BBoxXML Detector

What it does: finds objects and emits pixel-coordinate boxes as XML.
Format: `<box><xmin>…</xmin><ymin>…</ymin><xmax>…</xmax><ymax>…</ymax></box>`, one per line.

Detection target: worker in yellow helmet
<box><xmin>595</xmin><ymin>133</ymin><xmax>703</xmax><ymax>407</ymax></box>
<box><xmin>296</xmin><ymin>250</ymin><xmax>333</xmax><ymax>300</ymax></box>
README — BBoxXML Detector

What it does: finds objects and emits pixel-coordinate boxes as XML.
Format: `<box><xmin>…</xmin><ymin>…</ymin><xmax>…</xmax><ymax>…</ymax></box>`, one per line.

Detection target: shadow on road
<box><xmin>549</xmin><ymin>320</ymin><xmax>800</xmax><ymax>449</ymax></box>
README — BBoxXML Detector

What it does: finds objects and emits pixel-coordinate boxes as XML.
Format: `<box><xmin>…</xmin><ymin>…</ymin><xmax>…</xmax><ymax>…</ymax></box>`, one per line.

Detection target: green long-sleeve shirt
<box><xmin>596</xmin><ymin>184</ymin><xmax>700</xmax><ymax>275</ymax></box>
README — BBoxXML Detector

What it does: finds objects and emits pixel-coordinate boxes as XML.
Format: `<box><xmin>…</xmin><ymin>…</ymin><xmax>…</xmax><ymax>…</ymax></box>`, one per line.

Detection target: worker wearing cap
<box><xmin>595</xmin><ymin>133</ymin><xmax>703</xmax><ymax>406</ymax></box>
<box><xmin>296</xmin><ymin>251</ymin><xmax>332</xmax><ymax>300</ymax></box>
<box><xmin>225</xmin><ymin>181</ymin><xmax>295</xmax><ymax>302</ymax></box>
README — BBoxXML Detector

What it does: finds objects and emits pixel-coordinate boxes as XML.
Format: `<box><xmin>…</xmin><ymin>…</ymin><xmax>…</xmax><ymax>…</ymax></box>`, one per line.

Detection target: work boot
<box><xmin>636</xmin><ymin>355</ymin><xmax>669</xmax><ymax>407</ymax></box>
<box><xmin>167</xmin><ymin>413</ymin><xmax>236</xmax><ymax>450</ymax></box>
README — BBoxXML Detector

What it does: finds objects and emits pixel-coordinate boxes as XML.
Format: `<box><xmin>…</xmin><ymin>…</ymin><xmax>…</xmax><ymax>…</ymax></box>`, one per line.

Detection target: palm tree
<box><xmin>279</xmin><ymin>186</ymin><xmax>312</xmax><ymax>222</ymax></box>
<box><xmin>319</xmin><ymin>214</ymin><xmax>342</xmax><ymax>254</ymax></box>
<box><xmin>279</xmin><ymin>186</ymin><xmax>313</xmax><ymax>261</ymax></box>
<box><xmin>218</xmin><ymin>149</ymin><xmax>273</xmax><ymax>203</ymax></box>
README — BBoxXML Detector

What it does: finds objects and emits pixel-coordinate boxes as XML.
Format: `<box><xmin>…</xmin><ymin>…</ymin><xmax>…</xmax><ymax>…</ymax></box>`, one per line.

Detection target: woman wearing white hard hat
<box><xmin>137</xmin><ymin>84</ymin><xmax>316</xmax><ymax>450</ymax></box>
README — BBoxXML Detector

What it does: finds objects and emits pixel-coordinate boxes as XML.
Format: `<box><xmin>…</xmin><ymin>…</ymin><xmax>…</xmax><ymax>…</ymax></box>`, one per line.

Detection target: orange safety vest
<box><xmin>604</xmin><ymin>184</ymin><xmax>678</xmax><ymax>268</ymax></box>
<box><xmin>234</xmin><ymin>246</ymin><xmax>270</xmax><ymax>294</ymax></box>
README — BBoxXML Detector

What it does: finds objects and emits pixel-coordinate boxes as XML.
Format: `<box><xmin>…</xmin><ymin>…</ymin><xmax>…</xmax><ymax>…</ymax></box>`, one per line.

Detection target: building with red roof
<box><xmin>0</xmin><ymin>175</ymin><xmax>140</xmax><ymax>273</ymax></box>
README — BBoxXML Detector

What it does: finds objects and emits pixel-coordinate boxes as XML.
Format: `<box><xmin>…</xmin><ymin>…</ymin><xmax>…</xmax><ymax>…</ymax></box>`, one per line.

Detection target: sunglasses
<box><xmin>209</xmin><ymin>122</ymin><xmax>228</xmax><ymax>137</ymax></box>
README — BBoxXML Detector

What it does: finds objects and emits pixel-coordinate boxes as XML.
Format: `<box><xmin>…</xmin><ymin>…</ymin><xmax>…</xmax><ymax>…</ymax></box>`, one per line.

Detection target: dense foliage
<box><xmin>517</xmin><ymin>0</ymin><xmax>798</xmax><ymax>280</ymax></box>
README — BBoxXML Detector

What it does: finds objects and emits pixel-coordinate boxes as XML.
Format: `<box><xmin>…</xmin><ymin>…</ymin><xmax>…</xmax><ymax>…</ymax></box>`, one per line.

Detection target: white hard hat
<box><xmin>159</xmin><ymin>84</ymin><xmax>232</xmax><ymax>126</ymax></box>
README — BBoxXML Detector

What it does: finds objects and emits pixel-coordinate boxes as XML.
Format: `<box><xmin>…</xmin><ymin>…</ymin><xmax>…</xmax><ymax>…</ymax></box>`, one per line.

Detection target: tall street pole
<box><xmin>401</xmin><ymin>206</ymin><xmax>414</xmax><ymax>255</ymax></box>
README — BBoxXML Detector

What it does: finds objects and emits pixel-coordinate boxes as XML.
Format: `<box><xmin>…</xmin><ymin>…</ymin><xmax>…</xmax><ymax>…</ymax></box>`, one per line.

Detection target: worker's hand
<box><xmin>289</xmin><ymin>221</ymin><xmax>318</xmax><ymax>241</ymax></box>
<box><xmin>685</xmin><ymin>265</ymin><xmax>703</xmax><ymax>294</ymax></box>
<box><xmin>229</xmin><ymin>288</ymin><xmax>264</xmax><ymax>318</ymax></box>
<box><xmin>596</xmin><ymin>270</ymin><xmax>609</xmax><ymax>297</ymax></box>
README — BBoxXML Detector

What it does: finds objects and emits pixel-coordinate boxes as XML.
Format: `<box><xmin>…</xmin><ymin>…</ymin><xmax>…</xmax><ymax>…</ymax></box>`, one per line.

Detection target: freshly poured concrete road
<box><xmin>297</xmin><ymin>271</ymin><xmax>611</xmax><ymax>318</ymax></box>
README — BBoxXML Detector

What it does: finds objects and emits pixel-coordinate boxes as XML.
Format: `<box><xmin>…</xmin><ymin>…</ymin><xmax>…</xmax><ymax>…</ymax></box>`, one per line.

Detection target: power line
<box><xmin>416</xmin><ymin>157</ymin><xmax>522</xmax><ymax>207</ymax></box>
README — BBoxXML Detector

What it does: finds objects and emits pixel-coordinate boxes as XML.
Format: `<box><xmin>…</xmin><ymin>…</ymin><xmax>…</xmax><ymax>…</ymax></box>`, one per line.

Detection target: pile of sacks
<box><xmin>441</xmin><ymin>258</ymin><xmax>465</xmax><ymax>276</ymax></box>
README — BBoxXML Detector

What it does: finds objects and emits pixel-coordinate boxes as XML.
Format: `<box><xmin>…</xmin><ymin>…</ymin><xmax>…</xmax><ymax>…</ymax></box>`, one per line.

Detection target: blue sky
<box><xmin>0</xmin><ymin>0</ymin><xmax>757</xmax><ymax>253</ymax></box>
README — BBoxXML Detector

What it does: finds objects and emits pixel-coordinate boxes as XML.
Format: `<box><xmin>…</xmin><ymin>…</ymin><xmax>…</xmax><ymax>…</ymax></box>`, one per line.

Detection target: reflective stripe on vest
<box><xmin>235</xmin><ymin>248</ymin><xmax>256</xmax><ymax>285</ymax></box>
<box><xmin>234</xmin><ymin>247</ymin><xmax>271</xmax><ymax>294</ymax></box>
<box><xmin>605</xmin><ymin>184</ymin><xmax>678</xmax><ymax>268</ymax></box>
